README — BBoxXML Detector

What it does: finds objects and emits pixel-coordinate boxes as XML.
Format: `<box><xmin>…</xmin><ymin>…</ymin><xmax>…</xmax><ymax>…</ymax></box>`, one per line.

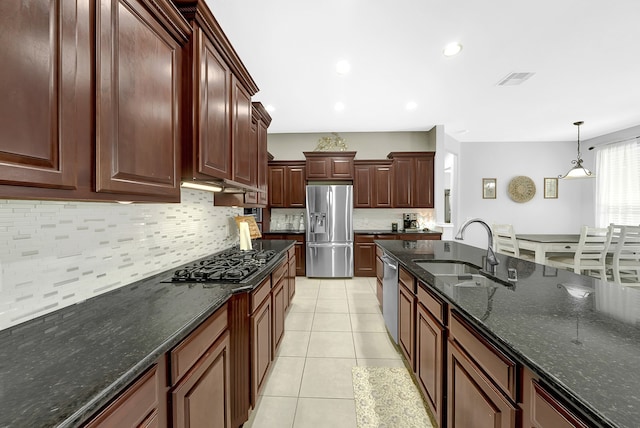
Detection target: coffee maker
<box><xmin>403</xmin><ymin>213</ymin><xmax>418</xmax><ymax>231</ymax></box>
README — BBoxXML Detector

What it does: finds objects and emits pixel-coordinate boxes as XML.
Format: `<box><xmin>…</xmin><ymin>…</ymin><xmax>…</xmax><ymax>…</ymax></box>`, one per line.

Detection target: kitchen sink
<box><xmin>413</xmin><ymin>260</ymin><xmax>481</xmax><ymax>276</ymax></box>
<box><xmin>413</xmin><ymin>260</ymin><xmax>513</xmax><ymax>289</ymax></box>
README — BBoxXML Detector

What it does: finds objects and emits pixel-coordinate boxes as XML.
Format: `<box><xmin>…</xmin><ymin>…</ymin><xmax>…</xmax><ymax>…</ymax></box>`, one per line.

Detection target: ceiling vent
<box><xmin>497</xmin><ymin>72</ymin><xmax>535</xmax><ymax>86</ymax></box>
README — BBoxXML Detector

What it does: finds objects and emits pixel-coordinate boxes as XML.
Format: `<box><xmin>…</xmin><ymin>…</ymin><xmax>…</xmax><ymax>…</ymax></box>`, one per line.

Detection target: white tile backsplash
<box><xmin>269</xmin><ymin>208</ymin><xmax>435</xmax><ymax>232</ymax></box>
<box><xmin>0</xmin><ymin>189</ymin><xmax>242</xmax><ymax>330</ymax></box>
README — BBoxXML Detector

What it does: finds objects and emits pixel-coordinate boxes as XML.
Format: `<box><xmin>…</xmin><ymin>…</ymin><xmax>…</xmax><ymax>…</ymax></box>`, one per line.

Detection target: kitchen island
<box><xmin>377</xmin><ymin>239</ymin><xmax>640</xmax><ymax>428</ymax></box>
<box><xmin>0</xmin><ymin>240</ymin><xmax>294</xmax><ymax>427</ymax></box>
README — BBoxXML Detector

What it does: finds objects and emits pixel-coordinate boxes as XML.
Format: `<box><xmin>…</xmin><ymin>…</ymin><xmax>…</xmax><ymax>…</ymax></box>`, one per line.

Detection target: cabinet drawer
<box><xmin>171</xmin><ymin>305</ymin><xmax>228</xmax><ymax>384</ymax></box>
<box><xmin>251</xmin><ymin>277</ymin><xmax>272</xmax><ymax>313</ymax></box>
<box><xmin>375</xmin><ymin>245</ymin><xmax>383</xmax><ymax>258</ymax></box>
<box><xmin>399</xmin><ymin>266</ymin><xmax>415</xmax><ymax>294</ymax></box>
<box><xmin>288</xmin><ymin>246</ymin><xmax>295</xmax><ymax>259</ymax></box>
<box><xmin>355</xmin><ymin>234</ymin><xmax>375</xmax><ymax>243</ymax></box>
<box><xmin>417</xmin><ymin>282</ymin><xmax>445</xmax><ymax>324</ymax></box>
<box><xmin>272</xmin><ymin>258</ymin><xmax>287</xmax><ymax>285</ymax></box>
<box><xmin>449</xmin><ymin>311</ymin><xmax>517</xmax><ymax>400</ymax></box>
<box><xmin>85</xmin><ymin>363</ymin><xmax>160</xmax><ymax>427</ymax></box>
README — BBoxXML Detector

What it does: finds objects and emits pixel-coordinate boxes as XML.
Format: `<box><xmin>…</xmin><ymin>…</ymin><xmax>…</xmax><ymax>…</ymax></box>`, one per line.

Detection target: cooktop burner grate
<box><xmin>169</xmin><ymin>248</ymin><xmax>277</xmax><ymax>283</ymax></box>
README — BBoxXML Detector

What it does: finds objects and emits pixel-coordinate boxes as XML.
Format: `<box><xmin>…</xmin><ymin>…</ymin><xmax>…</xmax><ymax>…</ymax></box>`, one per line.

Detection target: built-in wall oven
<box><xmin>381</xmin><ymin>252</ymin><xmax>399</xmax><ymax>344</ymax></box>
<box><xmin>243</xmin><ymin>208</ymin><xmax>263</xmax><ymax>232</ymax></box>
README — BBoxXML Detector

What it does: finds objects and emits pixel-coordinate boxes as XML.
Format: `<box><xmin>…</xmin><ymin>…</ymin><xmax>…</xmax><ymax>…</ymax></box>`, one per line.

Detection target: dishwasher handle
<box><xmin>381</xmin><ymin>255</ymin><xmax>397</xmax><ymax>270</ymax></box>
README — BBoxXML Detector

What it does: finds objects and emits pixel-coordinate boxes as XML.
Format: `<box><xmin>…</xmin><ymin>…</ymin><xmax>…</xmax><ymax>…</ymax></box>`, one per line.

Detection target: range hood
<box><xmin>181</xmin><ymin>178</ymin><xmax>262</xmax><ymax>194</ymax></box>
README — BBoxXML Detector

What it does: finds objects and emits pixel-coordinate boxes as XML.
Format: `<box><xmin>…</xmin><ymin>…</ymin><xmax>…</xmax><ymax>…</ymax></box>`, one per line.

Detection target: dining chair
<box><xmin>491</xmin><ymin>224</ymin><xmax>534</xmax><ymax>260</ymax></box>
<box><xmin>546</xmin><ymin>225</ymin><xmax>612</xmax><ymax>280</ymax></box>
<box><xmin>610</xmin><ymin>224</ymin><xmax>640</xmax><ymax>284</ymax></box>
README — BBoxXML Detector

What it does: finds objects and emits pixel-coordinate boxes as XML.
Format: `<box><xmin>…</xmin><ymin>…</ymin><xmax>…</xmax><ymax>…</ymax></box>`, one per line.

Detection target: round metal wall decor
<box><xmin>508</xmin><ymin>176</ymin><xmax>536</xmax><ymax>203</ymax></box>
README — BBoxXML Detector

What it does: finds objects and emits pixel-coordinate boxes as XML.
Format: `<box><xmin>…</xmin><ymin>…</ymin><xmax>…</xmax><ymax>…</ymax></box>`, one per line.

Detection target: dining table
<box><xmin>515</xmin><ymin>234</ymin><xmax>581</xmax><ymax>264</ymax></box>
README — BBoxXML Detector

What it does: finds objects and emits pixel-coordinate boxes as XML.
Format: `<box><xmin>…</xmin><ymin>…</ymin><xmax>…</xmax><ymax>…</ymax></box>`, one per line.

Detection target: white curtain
<box><xmin>595</xmin><ymin>139</ymin><xmax>640</xmax><ymax>227</ymax></box>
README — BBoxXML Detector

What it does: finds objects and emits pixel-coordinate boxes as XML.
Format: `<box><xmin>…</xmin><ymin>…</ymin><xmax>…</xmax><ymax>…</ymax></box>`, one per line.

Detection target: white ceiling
<box><xmin>207</xmin><ymin>0</ymin><xmax>640</xmax><ymax>142</ymax></box>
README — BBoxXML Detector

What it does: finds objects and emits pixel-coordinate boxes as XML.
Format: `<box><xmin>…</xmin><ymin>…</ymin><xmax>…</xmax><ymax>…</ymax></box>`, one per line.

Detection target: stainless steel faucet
<box><xmin>455</xmin><ymin>218</ymin><xmax>499</xmax><ymax>274</ymax></box>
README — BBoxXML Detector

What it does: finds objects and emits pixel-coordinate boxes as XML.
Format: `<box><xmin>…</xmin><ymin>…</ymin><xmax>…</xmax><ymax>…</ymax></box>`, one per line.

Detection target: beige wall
<box><xmin>267</xmin><ymin>130</ymin><xmax>436</xmax><ymax>160</ymax></box>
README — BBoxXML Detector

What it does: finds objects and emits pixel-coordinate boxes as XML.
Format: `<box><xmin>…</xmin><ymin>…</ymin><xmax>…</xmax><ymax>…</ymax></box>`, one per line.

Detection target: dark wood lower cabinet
<box><xmin>398</xmin><ymin>280</ymin><xmax>416</xmax><ymax>371</ymax></box>
<box><xmin>84</xmin><ymin>357</ymin><xmax>167</xmax><ymax>428</ymax></box>
<box><xmin>272</xmin><ymin>278</ymin><xmax>286</xmax><ymax>353</ymax></box>
<box><xmin>251</xmin><ymin>292</ymin><xmax>272</xmax><ymax>403</ymax></box>
<box><xmin>416</xmin><ymin>302</ymin><xmax>445</xmax><ymax>427</ymax></box>
<box><xmin>171</xmin><ymin>331</ymin><xmax>231</xmax><ymax>428</ymax></box>
<box><xmin>448</xmin><ymin>342</ymin><xmax>517</xmax><ymax>428</ymax></box>
<box><xmin>354</xmin><ymin>235</ymin><xmax>377</xmax><ymax>277</ymax></box>
<box><xmin>522</xmin><ymin>369</ymin><xmax>589</xmax><ymax>428</ymax></box>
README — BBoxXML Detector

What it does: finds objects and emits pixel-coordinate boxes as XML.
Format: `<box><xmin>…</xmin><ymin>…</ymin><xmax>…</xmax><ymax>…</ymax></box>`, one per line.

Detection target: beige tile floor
<box><xmin>243</xmin><ymin>277</ymin><xmax>408</xmax><ymax>428</ymax></box>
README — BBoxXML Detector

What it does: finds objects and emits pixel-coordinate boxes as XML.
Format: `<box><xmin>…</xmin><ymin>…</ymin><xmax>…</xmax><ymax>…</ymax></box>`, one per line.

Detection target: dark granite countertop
<box><xmin>376</xmin><ymin>239</ymin><xmax>640</xmax><ymax>428</ymax></box>
<box><xmin>355</xmin><ymin>229</ymin><xmax>442</xmax><ymax>235</ymax></box>
<box><xmin>0</xmin><ymin>240</ymin><xmax>294</xmax><ymax>428</ymax></box>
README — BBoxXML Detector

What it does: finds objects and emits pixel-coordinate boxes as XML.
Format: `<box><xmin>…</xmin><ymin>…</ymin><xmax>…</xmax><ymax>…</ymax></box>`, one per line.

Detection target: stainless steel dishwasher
<box><xmin>381</xmin><ymin>252</ymin><xmax>399</xmax><ymax>344</ymax></box>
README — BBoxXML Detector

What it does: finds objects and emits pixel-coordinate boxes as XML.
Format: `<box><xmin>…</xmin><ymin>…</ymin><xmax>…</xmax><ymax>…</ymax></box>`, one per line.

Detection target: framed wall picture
<box><xmin>544</xmin><ymin>177</ymin><xmax>558</xmax><ymax>199</ymax></box>
<box><xmin>482</xmin><ymin>178</ymin><xmax>496</xmax><ymax>199</ymax></box>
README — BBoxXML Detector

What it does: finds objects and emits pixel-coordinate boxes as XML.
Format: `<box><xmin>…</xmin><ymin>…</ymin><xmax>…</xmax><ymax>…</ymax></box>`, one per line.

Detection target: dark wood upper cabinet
<box><xmin>0</xmin><ymin>0</ymin><xmax>192</xmax><ymax>202</ymax></box>
<box><xmin>254</xmin><ymin>103</ymin><xmax>272</xmax><ymax>206</ymax></box>
<box><xmin>268</xmin><ymin>161</ymin><xmax>306</xmax><ymax>208</ymax></box>
<box><xmin>174</xmin><ymin>0</ymin><xmax>259</xmax><ymax>192</ymax></box>
<box><xmin>388</xmin><ymin>152</ymin><xmax>435</xmax><ymax>208</ymax></box>
<box><xmin>232</xmin><ymin>78</ymin><xmax>254</xmax><ymax>186</ymax></box>
<box><xmin>354</xmin><ymin>160</ymin><xmax>393</xmax><ymax>208</ymax></box>
<box><xmin>0</xmin><ymin>0</ymin><xmax>80</xmax><ymax>190</ymax></box>
<box><xmin>95</xmin><ymin>0</ymin><xmax>189</xmax><ymax>199</ymax></box>
<box><xmin>303</xmin><ymin>152</ymin><xmax>356</xmax><ymax>180</ymax></box>
<box><xmin>183</xmin><ymin>27</ymin><xmax>232</xmax><ymax>181</ymax></box>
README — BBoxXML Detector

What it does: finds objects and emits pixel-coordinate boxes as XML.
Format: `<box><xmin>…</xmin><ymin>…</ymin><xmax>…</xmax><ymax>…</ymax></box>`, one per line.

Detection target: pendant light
<box><xmin>558</xmin><ymin>121</ymin><xmax>595</xmax><ymax>179</ymax></box>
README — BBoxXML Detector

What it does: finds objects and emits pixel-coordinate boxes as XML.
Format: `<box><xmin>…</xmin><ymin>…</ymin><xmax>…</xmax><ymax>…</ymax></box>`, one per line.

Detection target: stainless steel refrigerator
<box><xmin>305</xmin><ymin>184</ymin><xmax>354</xmax><ymax>277</ymax></box>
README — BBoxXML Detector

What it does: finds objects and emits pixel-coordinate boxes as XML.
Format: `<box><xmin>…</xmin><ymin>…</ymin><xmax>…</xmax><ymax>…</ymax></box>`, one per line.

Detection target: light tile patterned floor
<box><xmin>244</xmin><ymin>277</ymin><xmax>408</xmax><ymax>428</ymax></box>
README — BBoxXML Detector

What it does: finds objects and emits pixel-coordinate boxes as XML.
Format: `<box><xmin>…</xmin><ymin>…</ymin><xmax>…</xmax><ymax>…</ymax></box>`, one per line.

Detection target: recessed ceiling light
<box><xmin>335</xmin><ymin>60</ymin><xmax>351</xmax><ymax>75</ymax></box>
<box><xmin>405</xmin><ymin>101</ymin><xmax>418</xmax><ymax>111</ymax></box>
<box><xmin>334</xmin><ymin>102</ymin><xmax>345</xmax><ymax>112</ymax></box>
<box><xmin>265</xmin><ymin>104</ymin><xmax>275</xmax><ymax>113</ymax></box>
<box><xmin>443</xmin><ymin>42</ymin><xmax>463</xmax><ymax>57</ymax></box>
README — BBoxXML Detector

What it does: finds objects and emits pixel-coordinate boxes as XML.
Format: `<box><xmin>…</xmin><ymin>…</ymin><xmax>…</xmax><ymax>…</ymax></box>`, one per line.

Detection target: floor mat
<box><xmin>352</xmin><ymin>367</ymin><xmax>433</xmax><ymax>428</ymax></box>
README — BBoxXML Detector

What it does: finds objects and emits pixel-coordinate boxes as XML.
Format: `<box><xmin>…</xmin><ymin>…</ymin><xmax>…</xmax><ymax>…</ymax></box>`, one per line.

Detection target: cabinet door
<box><xmin>193</xmin><ymin>28</ymin><xmax>232</xmax><ymax>180</ymax></box>
<box><xmin>398</xmin><ymin>283</ymin><xmax>416</xmax><ymax>370</ymax></box>
<box><xmin>522</xmin><ymin>369</ymin><xmax>589</xmax><ymax>428</ymax></box>
<box><xmin>85</xmin><ymin>362</ymin><xmax>163</xmax><ymax>428</ymax></box>
<box><xmin>288</xmin><ymin>256</ymin><xmax>296</xmax><ymax>301</ymax></box>
<box><xmin>257</xmin><ymin>120</ymin><xmax>269</xmax><ymax>206</ymax></box>
<box><xmin>172</xmin><ymin>331</ymin><xmax>231</xmax><ymax>428</ymax></box>
<box><xmin>354</xmin><ymin>237</ymin><xmax>376</xmax><ymax>277</ymax></box>
<box><xmin>96</xmin><ymin>0</ymin><xmax>181</xmax><ymax>198</ymax></box>
<box><xmin>306</xmin><ymin>157</ymin><xmax>330</xmax><ymax>179</ymax></box>
<box><xmin>414</xmin><ymin>155</ymin><xmax>434</xmax><ymax>208</ymax></box>
<box><xmin>244</xmin><ymin>120</ymin><xmax>259</xmax><ymax>204</ymax></box>
<box><xmin>373</xmin><ymin>164</ymin><xmax>393</xmax><ymax>207</ymax></box>
<box><xmin>416</xmin><ymin>303</ymin><xmax>445</xmax><ymax>427</ymax></box>
<box><xmin>392</xmin><ymin>157</ymin><xmax>413</xmax><ymax>207</ymax></box>
<box><xmin>268</xmin><ymin>166</ymin><xmax>285</xmax><ymax>207</ymax></box>
<box><xmin>251</xmin><ymin>297</ymin><xmax>272</xmax><ymax>398</ymax></box>
<box><xmin>0</xmin><ymin>0</ymin><xmax>79</xmax><ymax>190</ymax></box>
<box><xmin>293</xmin><ymin>237</ymin><xmax>306</xmax><ymax>276</ymax></box>
<box><xmin>287</xmin><ymin>165</ymin><xmax>306</xmax><ymax>207</ymax></box>
<box><xmin>330</xmin><ymin>158</ymin><xmax>354</xmax><ymax>179</ymax></box>
<box><xmin>354</xmin><ymin>165</ymin><xmax>373</xmax><ymax>208</ymax></box>
<box><xmin>448</xmin><ymin>342</ymin><xmax>517</xmax><ymax>428</ymax></box>
<box><xmin>232</xmin><ymin>78</ymin><xmax>253</xmax><ymax>186</ymax></box>
<box><xmin>272</xmin><ymin>279</ymin><xmax>286</xmax><ymax>353</ymax></box>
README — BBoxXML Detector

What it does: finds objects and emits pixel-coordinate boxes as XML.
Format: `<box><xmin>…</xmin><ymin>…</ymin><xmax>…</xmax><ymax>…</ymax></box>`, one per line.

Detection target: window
<box><xmin>595</xmin><ymin>139</ymin><xmax>640</xmax><ymax>226</ymax></box>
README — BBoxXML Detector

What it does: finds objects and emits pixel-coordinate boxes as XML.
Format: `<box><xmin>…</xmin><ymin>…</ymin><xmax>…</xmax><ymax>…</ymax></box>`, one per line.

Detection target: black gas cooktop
<box><xmin>168</xmin><ymin>248</ymin><xmax>278</xmax><ymax>283</ymax></box>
